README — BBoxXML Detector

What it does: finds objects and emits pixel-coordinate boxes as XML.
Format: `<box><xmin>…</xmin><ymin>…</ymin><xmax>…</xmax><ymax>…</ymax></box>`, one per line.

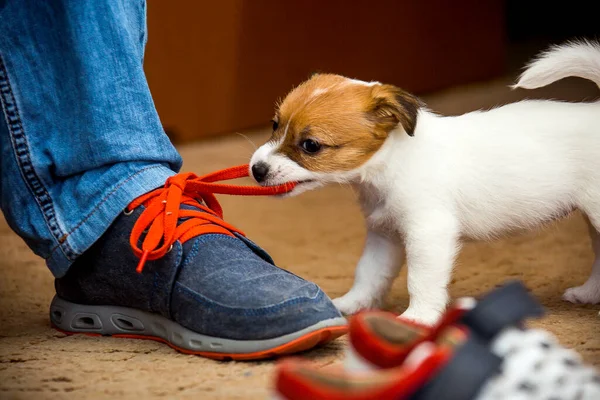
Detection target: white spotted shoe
<box><xmin>273</xmin><ymin>281</ymin><xmax>600</xmax><ymax>400</ymax></box>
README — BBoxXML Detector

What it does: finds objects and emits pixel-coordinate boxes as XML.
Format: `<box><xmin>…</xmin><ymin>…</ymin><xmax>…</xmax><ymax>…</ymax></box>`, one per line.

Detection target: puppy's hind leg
<box><xmin>562</xmin><ymin>213</ymin><xmax>600</xmax><ymax>304</ymax></box>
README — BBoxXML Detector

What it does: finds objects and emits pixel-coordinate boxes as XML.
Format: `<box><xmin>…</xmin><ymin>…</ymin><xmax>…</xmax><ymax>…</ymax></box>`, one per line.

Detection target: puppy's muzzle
<box><xmin>251</xmin><ymin>162</ymin><xmax>270</xmax><ymax>183</ymax></box>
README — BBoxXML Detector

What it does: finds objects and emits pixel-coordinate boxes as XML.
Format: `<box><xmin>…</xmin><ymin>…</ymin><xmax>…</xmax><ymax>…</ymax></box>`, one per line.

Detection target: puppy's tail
<box><xmin>512</xmin><ymin>40</ymin><xmax>600</xmax><ymax>90</ymax></box>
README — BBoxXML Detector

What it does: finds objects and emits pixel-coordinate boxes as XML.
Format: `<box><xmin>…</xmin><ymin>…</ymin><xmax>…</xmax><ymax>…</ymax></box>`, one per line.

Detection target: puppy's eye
<box><xmin>271</xmin><ymin>119</ymin><xmax>279</xmax><ymax>131</ymax></box>
<box><xmin>300</xmin><ymin>139</ymin><xmax>321</xmax><ymax>154</ymax></box>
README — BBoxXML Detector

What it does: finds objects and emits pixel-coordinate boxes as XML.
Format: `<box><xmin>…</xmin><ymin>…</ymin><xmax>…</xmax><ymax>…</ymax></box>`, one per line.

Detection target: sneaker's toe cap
<box><xmin>172</xmin><ymin>280</ymin><xmax>343</xmax><ymax>340</ymax></box>
<box><xmin>171</xmin><ymin>235</ymin><xmax>344</xmax><ymax>340</ymax></box>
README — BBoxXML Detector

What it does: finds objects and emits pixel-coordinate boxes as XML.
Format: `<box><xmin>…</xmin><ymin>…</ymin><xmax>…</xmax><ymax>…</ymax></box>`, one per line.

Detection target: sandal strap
<box><xmin>462</xmin><ymin>280</ymin><xmax>545</xmax><ymax>341</ymax></box>
<box><xmin>412</xmin><ymin>334</ymin><xmax>502</xmax><ymax>400</ymax></box>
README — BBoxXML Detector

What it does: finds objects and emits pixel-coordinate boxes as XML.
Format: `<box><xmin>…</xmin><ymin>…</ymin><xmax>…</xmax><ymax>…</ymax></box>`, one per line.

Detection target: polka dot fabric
<box><xmin>477</xmin><ymin>328</ymin><xmax>600</xmax><ymax>400</ymax></box>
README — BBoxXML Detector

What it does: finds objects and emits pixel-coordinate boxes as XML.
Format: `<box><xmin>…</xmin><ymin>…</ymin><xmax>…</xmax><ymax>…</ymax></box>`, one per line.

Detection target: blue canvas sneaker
<box><xmin>49</xmin><ymin>167</ymin><xmax>347</xmax><ymax>360</ymax></box>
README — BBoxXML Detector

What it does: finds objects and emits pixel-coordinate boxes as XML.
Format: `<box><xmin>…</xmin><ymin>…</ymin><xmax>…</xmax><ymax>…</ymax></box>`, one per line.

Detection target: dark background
<box><xmin>143</xmin><ymin>1</ymin><xmax>599</xmax><ymax>143</ymax></box>
<box><xmin>506</xmin><ymin>0</ymin><xmax>598</xmax><ymax>43</ymax></box>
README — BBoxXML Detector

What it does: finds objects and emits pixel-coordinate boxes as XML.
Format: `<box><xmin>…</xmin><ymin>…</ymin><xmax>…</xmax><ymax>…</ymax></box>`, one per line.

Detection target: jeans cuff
<box><xmin>47</xmin><ymin>164</ymin><xmax>175</xmax><ymax>278</ymax></box>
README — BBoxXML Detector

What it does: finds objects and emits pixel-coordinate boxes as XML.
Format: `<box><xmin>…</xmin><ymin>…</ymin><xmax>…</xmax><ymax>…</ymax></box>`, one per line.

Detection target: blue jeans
<box><xmin>0</xmin><ymin>0</ymin><xmax>182</xmax><ymax>277</ymax></box>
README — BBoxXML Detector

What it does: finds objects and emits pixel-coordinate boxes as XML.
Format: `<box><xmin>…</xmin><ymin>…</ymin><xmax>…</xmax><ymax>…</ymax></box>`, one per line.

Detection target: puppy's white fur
<box><xmin>251</xmin><ymin>41</ymin><xmax>600</xmax><ymax>325</ymax></box>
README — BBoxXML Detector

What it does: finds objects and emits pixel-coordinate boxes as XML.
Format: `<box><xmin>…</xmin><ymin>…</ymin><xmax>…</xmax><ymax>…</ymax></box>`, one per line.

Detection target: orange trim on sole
<box><xmin>53</xmin><ymin>325</ymin><xmax>347</xmax><ymax>361</ymax></box>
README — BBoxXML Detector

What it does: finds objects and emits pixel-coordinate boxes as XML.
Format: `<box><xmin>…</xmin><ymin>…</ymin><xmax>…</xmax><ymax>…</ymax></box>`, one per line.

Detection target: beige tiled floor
<box><xmin>1</xmin><ymin>74</ymin><xmax>598</xmax><ymax>399</ymax></box>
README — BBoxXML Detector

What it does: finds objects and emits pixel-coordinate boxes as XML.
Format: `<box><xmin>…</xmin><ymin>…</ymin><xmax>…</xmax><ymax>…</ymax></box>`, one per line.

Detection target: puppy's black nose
<box><xmin>251</xmin><ymin>162</ymin><xmax>269</xmax><ymax>182</ymax></box>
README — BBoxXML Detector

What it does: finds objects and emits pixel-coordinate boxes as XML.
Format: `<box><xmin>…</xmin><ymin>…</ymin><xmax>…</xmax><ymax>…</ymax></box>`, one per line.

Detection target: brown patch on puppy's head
<box><xmin>270</xmin><ymin>74</ymin><xmax>423</xmax><ymax>174</ymax></box>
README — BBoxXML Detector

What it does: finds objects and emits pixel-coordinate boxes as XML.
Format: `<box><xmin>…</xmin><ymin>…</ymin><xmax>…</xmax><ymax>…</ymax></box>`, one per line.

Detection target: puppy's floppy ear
<box><xmin>368</xmin><ymin>84</ymin><xmax>422</xmax><ymax>137</ymax></box>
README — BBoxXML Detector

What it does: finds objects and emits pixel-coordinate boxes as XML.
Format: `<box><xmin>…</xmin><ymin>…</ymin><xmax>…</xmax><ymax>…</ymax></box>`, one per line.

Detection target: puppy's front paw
<box><xmin>333</xmin><ymin>293</ymin><xmax>381</xmax><ymax>316</ymax></box>
<box><xmin>562</xmin><ymin>284</ymin><xmax>600</xmax><ymax>304</ymax></box>
<box><xmin>399</xmin><ymin>307</ymin><xmax>443</xmax><ymax>327</ymax></box>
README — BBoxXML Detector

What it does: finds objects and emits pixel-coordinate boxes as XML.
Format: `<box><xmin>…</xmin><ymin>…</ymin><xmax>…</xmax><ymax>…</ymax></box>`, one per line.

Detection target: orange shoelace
<box><xmin>127</xmin><ymin>164</ymin><xmax>296</xmax><ymax>273</ymax></box>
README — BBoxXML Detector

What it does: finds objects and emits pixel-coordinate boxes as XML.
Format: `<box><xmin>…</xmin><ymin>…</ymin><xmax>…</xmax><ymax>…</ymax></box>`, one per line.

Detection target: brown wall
<box><xmin>144</xmin><ymin>0</ymin><xmax>506</xmax><ymax>143</ymax></box>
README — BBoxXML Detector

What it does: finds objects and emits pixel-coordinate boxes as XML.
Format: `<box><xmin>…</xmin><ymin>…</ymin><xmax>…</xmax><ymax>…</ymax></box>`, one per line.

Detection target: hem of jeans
<box><xmin>0</xmin><ymin>53</ymin><xmax>73</xmax><ymax>263</ymax></box>
<box><xmin>47</xmin><ymin>164</ymin><xmax>175</xmax><ymax>278</ymax></box>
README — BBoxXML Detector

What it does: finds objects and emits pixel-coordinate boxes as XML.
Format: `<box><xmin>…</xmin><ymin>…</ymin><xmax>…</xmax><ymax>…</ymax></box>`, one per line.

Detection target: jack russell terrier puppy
<box><xmin>249</xmin><ymin>41</ymin><xmax>600</xmax><ymax>325</ymax></box>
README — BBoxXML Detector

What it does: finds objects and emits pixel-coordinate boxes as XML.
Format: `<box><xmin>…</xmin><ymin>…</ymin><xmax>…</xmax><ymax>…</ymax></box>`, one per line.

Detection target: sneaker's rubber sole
<box><xmin>50</xmin><ymin>296</ymin><xmax>347</xmax><ymax>361</ymax></box>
